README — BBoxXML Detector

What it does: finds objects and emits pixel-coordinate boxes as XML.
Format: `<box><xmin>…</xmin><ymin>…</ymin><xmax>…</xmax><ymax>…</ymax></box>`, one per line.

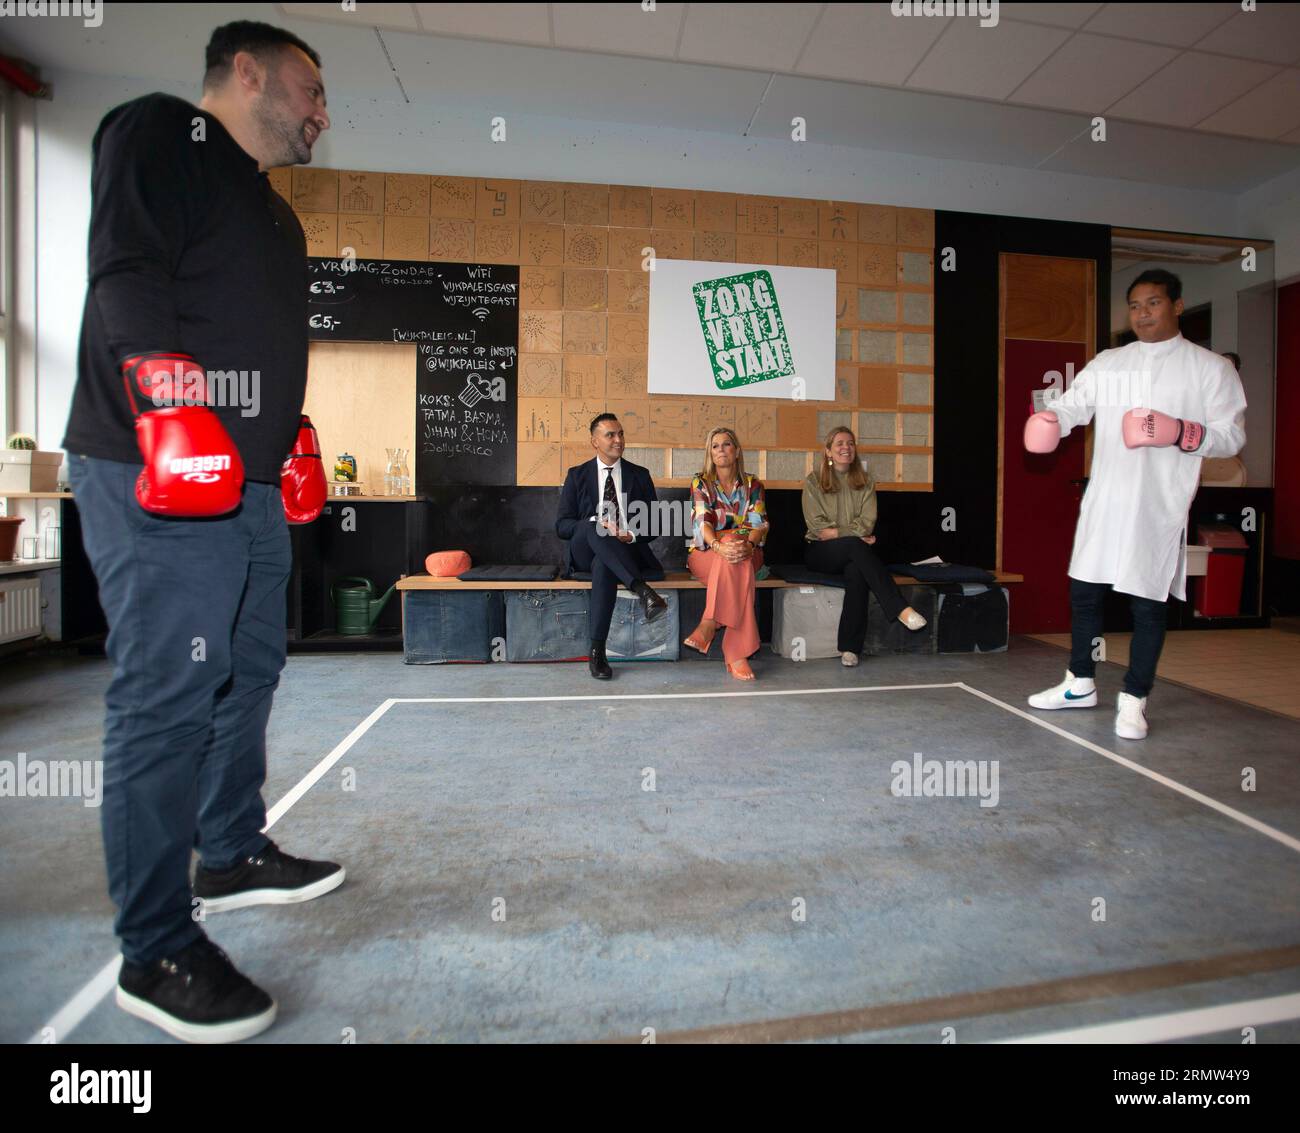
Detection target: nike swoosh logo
<box><xmin>1064</xmin><ymin>690</ymin><xmax>1091</xmax><ymax>699</ymax></box>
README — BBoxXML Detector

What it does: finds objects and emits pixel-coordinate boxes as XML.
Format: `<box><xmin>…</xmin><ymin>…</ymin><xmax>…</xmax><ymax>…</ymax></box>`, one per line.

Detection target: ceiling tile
<box><xmin>1009</xmin><ymin>33</ymin><xmax>1179</xmax><ymax>113</ymax></box>
<box><xmin>795</xmin><ymin>2</ymin><xmax>949</xmax><ymax>86</ymax></box>
<box><xmin>412</xmin><ymin>3</ymin><xmax>551</xmax><ymax>45</ymax></box>
<box><xmin>905</xmin><ymin>17</ymin><xmax>1072</xmax><ymax>100</ymax></box>
<box><xmin>1080</xmin><ymin>2</ymin><xmax>1238</xmax><ymax>48</ymax></box>
<box><xmin>753</xmin><ymin>73</ymin><xmax>1086</xmax><ymax>167</ymax></box>
<box><xmin>1041</xmin><ymin>119</ymin><xmax>1300</xmax><ymax>192</ymax></box>
<box><xmin>677</xmin><ymin>2</ymin><xmax>823</xmax><ymax>71</ymax></box>
<box><xmin>552</xmin><ymin>2</ymin><xmax>686</xmax><ymax>57</ymax></box>
<box><xmin>1195</xmin><ymin>6</ymin><xmax>1300</xmax><ymax>65</ymax></box>
<box><xmin>999</xmin><ymin>3</ymin><xmax>1105</xmax><ymax>29</ymax></box>
<box><xmin>1107</xmin><ymin>51</ymin><xmax>1281</xmax><ymax>128</ymax></box>
<box><xmin>1197</xmin><ymin>69</ymin><xmax>1300</xmax><ymax>141</ymax></box>
<box><xmin>281</xmin><ymin>2</ymin><xmax>421</xmax><ymax>32</ymax></box>
<box><xmin>379</xmin><ymin>31</ymin><xmax>771</xmax><ymax>131</ymax></box>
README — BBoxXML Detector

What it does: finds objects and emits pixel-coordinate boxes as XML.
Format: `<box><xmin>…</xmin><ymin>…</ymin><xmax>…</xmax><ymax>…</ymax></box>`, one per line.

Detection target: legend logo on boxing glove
<box><xmin>121</xmin><ymin>353</ymin><xmax>245</xmax><ymax>516</ymax></box>
<box><xmin>1122</xmin><ymin>407</ymin><xmax>1205</xmax><ymax>453</ymax></box>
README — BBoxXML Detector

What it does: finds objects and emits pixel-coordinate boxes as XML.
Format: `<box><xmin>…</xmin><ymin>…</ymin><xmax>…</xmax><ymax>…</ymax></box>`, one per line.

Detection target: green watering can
<box><xmin>331</xmin><ymin>576</ymin><xmax>398</xmax><ymax>635</ymax></box>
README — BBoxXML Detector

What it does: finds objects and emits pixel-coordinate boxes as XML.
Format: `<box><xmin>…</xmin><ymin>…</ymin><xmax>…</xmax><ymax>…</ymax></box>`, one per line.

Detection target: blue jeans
<box><xmin>68</xmin><ymin>454</ymin><xmax>289</xmax><ymax>964</ymax></box>
<box><xmin>1067</xmin><ymin>577</ymin><xmax>1168</xmax><ymax>698</ymax></box>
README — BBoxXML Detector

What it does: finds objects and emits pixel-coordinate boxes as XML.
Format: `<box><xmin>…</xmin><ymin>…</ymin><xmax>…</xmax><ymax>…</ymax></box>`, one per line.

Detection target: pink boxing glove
<box><xmin>1024</xmin><ymin>410</ymin><xmax>1061</xmax><ymax>454</ymax></box>
<box><xmin>1122</xmin><ymin>408</ymin><xmax>1205</xmax><ymax>453</ymax></box>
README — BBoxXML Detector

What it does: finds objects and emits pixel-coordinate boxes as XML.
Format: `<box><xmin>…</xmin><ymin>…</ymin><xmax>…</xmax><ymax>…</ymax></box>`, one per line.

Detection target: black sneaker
<box><xmin>116</xmin><ymin>936</ymin><xmax>276</xmax><ymax>1044</ymax></box>
<box><xmin>193</xmin><ymin>840</ymin><xmax>345</xmax><ymax>913</ymax></box>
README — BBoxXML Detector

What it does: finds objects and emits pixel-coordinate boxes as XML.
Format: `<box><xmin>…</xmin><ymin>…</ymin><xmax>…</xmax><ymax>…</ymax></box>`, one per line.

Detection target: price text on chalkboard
<box><xmin>306</xmin><ymin>258</ymin><xmax>519</xmax><ymax>487</ymax></box>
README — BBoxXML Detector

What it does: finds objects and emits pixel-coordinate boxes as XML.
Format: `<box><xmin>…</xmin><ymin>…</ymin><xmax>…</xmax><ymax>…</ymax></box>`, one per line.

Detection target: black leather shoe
<box><xmin>116</xmin><ymin>935</ymin><xmax>276</xmax><ymax>1044</ymax></box>
<box><xmin>631</xmin><ymin>580</ymin><xmax>668</xmax><ymax>624</ymax></box>
<box><xmin>589</xmin><ymin>639</ymin><xmax>613</xmax><ymax>679</ymax></box>
<box><xmin>193</xmin><ymin>840</ymin><xmax>345</xmax><ymax>913</ymax></box>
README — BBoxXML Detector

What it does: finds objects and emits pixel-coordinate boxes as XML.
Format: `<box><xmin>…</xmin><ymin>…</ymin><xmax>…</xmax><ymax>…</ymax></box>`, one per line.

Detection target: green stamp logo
<box><xmin>692</xmin><ymin>269</ymin><xmax>795</xmax><ymax>390</ymax></box>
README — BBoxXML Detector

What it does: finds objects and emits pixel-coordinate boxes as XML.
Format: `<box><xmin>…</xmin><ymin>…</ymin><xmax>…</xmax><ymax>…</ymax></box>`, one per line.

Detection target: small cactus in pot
<box><xmin>7</xmin><ymin>433</ymin><xmax>37</xmax><ymax>450</ymax></box>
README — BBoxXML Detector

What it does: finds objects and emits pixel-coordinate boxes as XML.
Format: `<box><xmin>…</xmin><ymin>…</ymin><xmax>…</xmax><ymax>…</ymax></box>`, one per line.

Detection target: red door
<box><xmin>1002</xmin><ymin>339</ymin><xmax>1087</xmax><ymax>633</ymax></box>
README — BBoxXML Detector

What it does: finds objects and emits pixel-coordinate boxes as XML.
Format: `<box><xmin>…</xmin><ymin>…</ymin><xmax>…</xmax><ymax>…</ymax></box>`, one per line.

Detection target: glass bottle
<box><xmin>384</xmin><ymin>448</ymin><xmax>401</xmax><ymax>497</ymax></box>
<box><xmin>398</xmin><ymin>448</ymin><xmax>411</xmax><ymax>497</ymax></box>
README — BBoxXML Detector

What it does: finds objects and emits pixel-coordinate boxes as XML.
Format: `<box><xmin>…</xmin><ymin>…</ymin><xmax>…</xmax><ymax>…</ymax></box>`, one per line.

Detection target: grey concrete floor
<box><xmin>2</xmin><ymin>638</ymin><xmax>1298</xmax><ymax>1044</ymax></box>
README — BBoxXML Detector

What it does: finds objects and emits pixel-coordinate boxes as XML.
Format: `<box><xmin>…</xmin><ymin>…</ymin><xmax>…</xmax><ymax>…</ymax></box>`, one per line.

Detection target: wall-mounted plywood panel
<box><xmin>291</xmin><ymin>164</ymin><xmax>936</xmax><ymax>492</ymax></box>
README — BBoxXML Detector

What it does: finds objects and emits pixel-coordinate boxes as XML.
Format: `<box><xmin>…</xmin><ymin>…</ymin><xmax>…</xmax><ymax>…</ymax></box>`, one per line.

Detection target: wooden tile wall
<box><xmin>273</xmin><ymin>164</ymin><xmax>935</xmax><ymax>491</ymax></box>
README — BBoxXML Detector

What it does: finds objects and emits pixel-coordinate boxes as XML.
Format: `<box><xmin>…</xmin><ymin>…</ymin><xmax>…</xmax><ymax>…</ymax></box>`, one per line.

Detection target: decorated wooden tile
<box><xmin>428</xmin><ymin>175</ymin><xmax>475</xmax><ymax>218</ymax></box>
<box><xmin>563</xmin><ymin>269</ymin><xmax>607</xmax><ymax>311</ymax></box>
<box><xmin>520</xmin><ymin>223</ymin><xmax>564</xmax><ymax>266</ymax></box>
<box><xmin>520</xmin><ymin>181</ymin><xmax>566</xmax><ymax>223</ymax></box>
<box><xmin>562</xmin><ymin>311</ymin><xmax>607</xmax><ymax>354</ymax></box>
<box><xmin>609</xmin><ymin>185</ymin><xmax>652</xmax><ymax>228</ymax></box>
<box><xmin>521</xmin><ymin>310</ymin><xmax>563</xmax><ymax>353</ymax></box>
<box><xmin>476</xmin><ymin>179</ymin><xmax>520</xmax><ymax>221</ymax></box>
<box><xmin>563</xmin><ymin>355</ymin><xmax>606</xmax><ymax>400</ymax></box>
<box><xmin>519</xmin><ymin>353</ymin><xmax>563</xmax><ymax>396</ymax></box>
<box><xmin>383</xmin><ymin>216</ymin><xmax>429</xmax><ymax>260</ymax></box>
<box><xmin>516</xmin><ymin>441</ymin><xmax>562</xmax><ymax>486</ymax></box>
<box><xmin>565</xmin><ymin>185</ymin><xmax>610</xmax><ymax>226</ymax></box>
<box><xmin>520</xmin><ymin>267</ymin><xmax>562</xmax><ymax>310</ymax></box>
<box><xmin>385</xmin><ymin>173</ymin><xmax>430</xmax><ymax>217</ymax></box>
<box><xmin>292</xmin><ymin>167</ymin><xmax>338</xmax><ymax>213</ymax></box>
<box><xmin>337</xmin><ymin>170</ymin><xmax>383</xmax><ymax>214</ymax></box>
<box><xmin>475</xmin><ymin>221</ymin><xmax>519</xmax><ymax>263</ymax></box>
<box><xmin>337</xmin><ymin>215</ymin><xmax>383</xmax><ymax>259</ymax></box>
<box><xmin>429</xmin><ymin>218</ymin><xmax>474</xmax><ymax>261</ymax></box>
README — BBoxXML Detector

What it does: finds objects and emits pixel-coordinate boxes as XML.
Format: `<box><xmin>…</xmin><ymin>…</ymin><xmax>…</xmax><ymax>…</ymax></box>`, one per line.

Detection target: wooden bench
<box><xmin>397</xmin><ymin>570</ymin><xmax>1023</xmax><ymax>590</ymax></box>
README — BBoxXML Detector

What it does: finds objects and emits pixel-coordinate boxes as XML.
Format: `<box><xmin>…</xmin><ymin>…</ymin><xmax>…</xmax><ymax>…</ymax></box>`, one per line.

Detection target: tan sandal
<box><xmin>683</xmin><ymin>624</ymin><xmax>716</xmax><ymax>655</ymax></box>
<box><xmin>725</xmin><ymin>659</ymin><xmax>756</xmax><ymax>681</ymax></box>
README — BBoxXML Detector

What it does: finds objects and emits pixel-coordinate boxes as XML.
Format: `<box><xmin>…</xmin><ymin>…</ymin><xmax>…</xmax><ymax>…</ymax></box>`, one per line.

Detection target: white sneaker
<box><xmin>841</xmin><ymin>651</ymin><xmax>859</xmax><ymax>667</ymax></box>
<box><xmin>1027</xmin><ymin>669</ymin><xmax>1097</xmax><ymax>710</ymax></box>
<box><xmin>1115</xmin><ymin>692</ymin><xmax>1148</xmax><ymax>739</ymax></box>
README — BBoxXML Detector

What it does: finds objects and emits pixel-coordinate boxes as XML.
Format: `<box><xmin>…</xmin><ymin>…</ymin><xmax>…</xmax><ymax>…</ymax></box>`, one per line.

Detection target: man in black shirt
<box><xmin>63</xmin><ymin>21</ymin><xmax>340</xmax><ymax>1044</ymax></box>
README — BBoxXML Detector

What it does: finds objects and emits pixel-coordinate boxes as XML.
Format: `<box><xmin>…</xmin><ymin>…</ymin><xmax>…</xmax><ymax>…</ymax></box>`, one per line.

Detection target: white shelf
<box><xmin>1</xmin><ymin>491</ymin><xmax>72</xmax><ymax>499</ymax></box>
<box><xmin>0</xmin><ymin>558</ymin><xmax>61</xmax><ymax>575</ymax></box>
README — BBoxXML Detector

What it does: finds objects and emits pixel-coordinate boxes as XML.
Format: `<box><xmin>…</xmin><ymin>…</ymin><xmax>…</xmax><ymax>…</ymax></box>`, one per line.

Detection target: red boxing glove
<box><xmin>123</xmin><ymin>353</ymin><xmax>244</xmax><ymax>516</ymax></box>
<box><xmin>281</xmin><ymin>415</ymin><xmax>327</xmax><ymax>524</ymax></box>
<box><xmin>1122</xmin><ymin>407</ymin><xmax>1205</xmax><ymax>453</ymax></box>
<box><xmin>1024</xmin><ymin>410</ymin><xmax>1061</xmax><ymax>454</ymax></box>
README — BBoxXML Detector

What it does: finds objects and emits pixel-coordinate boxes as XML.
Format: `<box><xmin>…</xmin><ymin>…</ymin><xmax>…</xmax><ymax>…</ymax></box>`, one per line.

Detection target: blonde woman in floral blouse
<box><xmin>684</xmin><ymin>427</ymin><xmax>769</xmax><ymax>680</ymax></box>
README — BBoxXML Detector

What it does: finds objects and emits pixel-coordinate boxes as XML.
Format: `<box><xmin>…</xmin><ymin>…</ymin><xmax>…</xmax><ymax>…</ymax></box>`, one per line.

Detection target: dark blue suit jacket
<box><xmin>555</xmin><ymin>457</ymin><xmax>663</xmax><ymax>578</ymax></box>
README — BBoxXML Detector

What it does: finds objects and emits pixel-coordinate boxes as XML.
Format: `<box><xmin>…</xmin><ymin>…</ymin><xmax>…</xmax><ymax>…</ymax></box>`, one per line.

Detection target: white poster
<box><xmin>648</xmin><ymin>259</ymin><xmax>836</xmax><ymax>400</ymax></box>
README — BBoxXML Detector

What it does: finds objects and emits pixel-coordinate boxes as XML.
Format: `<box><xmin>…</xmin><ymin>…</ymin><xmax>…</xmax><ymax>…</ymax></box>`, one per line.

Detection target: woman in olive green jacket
<box><xmin>802</xmin><ymin>426</ymin><xmax>926</xmax><ymax>666</ymax></box>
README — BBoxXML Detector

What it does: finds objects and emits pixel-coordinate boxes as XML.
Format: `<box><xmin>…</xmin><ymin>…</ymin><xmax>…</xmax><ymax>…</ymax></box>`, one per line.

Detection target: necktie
<box><xmin>602</xmin><ymin>466</ymin><xmax>622</xmax><ymax>530</ymax></box>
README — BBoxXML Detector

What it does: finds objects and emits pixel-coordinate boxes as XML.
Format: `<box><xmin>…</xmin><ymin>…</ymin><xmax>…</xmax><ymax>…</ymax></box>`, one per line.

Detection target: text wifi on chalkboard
<box><xmin>306</xmin><ymin>257</ymin><xmax>518</xmax><ymax>345</ymax></box>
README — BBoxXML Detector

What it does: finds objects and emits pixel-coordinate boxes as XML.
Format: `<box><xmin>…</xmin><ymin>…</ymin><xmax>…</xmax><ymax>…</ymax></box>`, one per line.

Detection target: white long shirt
<box><xmin>1049</xmin><ymin>334</ymin><xmax>1246</xmax><ymax>602</ymax></box>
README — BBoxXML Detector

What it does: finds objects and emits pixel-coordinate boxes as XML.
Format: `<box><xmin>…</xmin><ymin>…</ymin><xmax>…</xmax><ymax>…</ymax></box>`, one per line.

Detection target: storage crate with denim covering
<box><xmin>402</xmin><ymin>590</ymin><xmax>506</xmax><ymax>664</ymax></box>
<box><xmin>505</xmin><ymin>590</ymin><xmax>590</xmax><ymax>662</ymax></box>
<box><xmin>606</xmin><ymin>590</ymin><xmax>680</xmax><ymax>661</ymax></box>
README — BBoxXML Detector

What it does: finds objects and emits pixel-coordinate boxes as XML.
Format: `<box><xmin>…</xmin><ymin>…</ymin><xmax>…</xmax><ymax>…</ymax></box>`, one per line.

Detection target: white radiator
<box><xmin>0</xmin><ymin>577</ymin><xmax>42</xmax><ymax>644</ymax></box>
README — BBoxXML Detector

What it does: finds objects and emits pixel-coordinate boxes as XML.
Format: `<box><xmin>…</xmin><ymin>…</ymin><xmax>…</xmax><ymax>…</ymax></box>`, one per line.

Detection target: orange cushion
<box><xmin>426</xmin><ymin>551</ymin><xmax>471</xmax><ymax>577</ymax></box>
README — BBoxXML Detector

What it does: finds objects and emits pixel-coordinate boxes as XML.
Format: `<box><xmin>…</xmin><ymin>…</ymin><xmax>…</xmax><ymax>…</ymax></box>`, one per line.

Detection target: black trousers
<box><xmin>804</xmin><ymin>536</ymin><xmax>908</xmax><ymax>653</ymax></box>
<box><xmin>568</xmin><ymin>520</ymin><xmax>645</xmax><ymax>641</ymax></box>
<box><xmin>1067</xmin><ymin>578</ymin><xmax>1168</xmax><ymax>698</ymax></box>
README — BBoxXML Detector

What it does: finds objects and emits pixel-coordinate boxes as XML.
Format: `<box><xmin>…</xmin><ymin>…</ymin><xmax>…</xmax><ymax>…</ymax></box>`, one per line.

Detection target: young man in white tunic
<box><xmin>1022</xmin><ymin>269</ymin><xmax>1247</xmax><ymax>739</ymax></box>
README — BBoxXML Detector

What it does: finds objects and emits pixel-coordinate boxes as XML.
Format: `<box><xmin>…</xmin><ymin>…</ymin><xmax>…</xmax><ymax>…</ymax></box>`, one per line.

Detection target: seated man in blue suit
<box><xmin>556</xmin><ymin>413</ymin><xmax>668</xmax><ymax>679</ymax></box>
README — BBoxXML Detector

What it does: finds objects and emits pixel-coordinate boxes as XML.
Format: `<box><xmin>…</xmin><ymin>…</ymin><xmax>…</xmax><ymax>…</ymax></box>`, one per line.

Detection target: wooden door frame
<box><xmin>996</xmin><ymin>253</ymin><xmax>1097</xmax><ymax>573</ymax></box>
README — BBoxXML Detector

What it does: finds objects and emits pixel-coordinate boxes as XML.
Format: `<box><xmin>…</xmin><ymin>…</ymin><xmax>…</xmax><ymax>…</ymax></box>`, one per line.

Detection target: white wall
<box><xmin>27</xmin><ymin>66</ymin><xmax>1293</xmax><ymax>454</ymax></box>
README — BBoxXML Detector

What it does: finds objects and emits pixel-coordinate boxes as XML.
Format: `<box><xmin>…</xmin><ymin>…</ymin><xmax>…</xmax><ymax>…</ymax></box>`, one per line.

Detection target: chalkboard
<box><xmin>306</xmin><ymin>256</ymin><xmax>518</xmax><ymax>346</ymax></box>
<box><xmin>306</xmin><ymin>257</ymin><xmax>519</xmax><ymax>488</ymax></box>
